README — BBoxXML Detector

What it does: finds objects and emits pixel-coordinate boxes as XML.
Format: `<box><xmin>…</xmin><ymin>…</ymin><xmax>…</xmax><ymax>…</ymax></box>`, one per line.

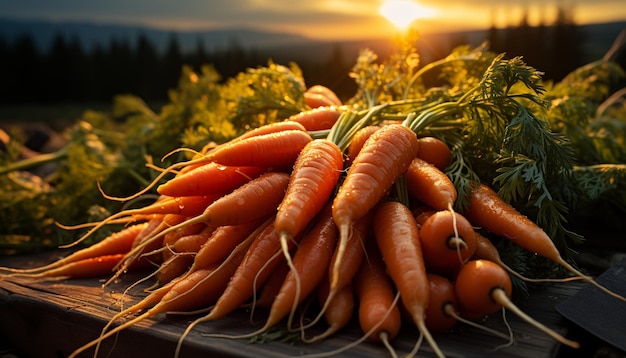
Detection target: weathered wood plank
<box><xmin>0</xmin><ymin>251</ymin><xmax>580</xmax><ymax>358</ymax></box>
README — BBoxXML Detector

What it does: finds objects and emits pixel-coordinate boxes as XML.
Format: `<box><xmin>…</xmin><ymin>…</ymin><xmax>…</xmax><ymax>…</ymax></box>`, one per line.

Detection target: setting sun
<box><xmin>379</xmin><ymin>0</ymin><xmax>438</xmax><ymax>30</ymax></box>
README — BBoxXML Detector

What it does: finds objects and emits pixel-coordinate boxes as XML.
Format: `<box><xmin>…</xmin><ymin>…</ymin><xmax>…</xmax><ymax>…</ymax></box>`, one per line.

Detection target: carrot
<box><xmin>217</xmin><ymin>204</ymin><xmax>337</xmax><ymax>339</ymax></box>
<box><xmin>287</xmin><ymin>106</ymin><xmax>343</xmax><ymax>131</ymax></box>
<box><xmin>304</xmin><ymin>84</ymin><xmax>342</xmax><ymax>107</ymax></box>
<box><xmin>156</xmin><ymin>163</ymin><xmax>266</xmax><ymax>197</ymax></box>
<box><xmin>188</xmin><ymin>220</ymin><xmax>268</xmax><ymax>273</ymax></box>
<box><xmin>204</xmin><ymin>130</ymin><xmax>312</xmax><ymax>168</ymax></box>
<box><xmin>331</xmin><ymin>124</ymin><xmax>419</xmax><ymax>292</ymax></box>
<box><xmin>161</xmin><ymin>220</ymin><xmax>208</xmax><ymax>260</ymax></box>
<box><xmin>424</xmin><ymin>273</ymin><xmax>459</xmax><ymax>333</ymax></box>
<box><xmin>455</xmin><ymin>259</ymin><xmax>580</xmax><ymax>349</ymax></box>
<box><xmin>250</xmin><ymin>257</ymin><xmax>290</xmax><ymax>311</ymax></box>
<box><xmin>171</xmin><ymin>226</ymin><xmax>215</xmax><ymax>254</ymax></box>
<box><xmin>373</xmin><ymin>200</ymin><xmax>444</xmax><ymax>358</ymax></box>
<box><xmin>302</xmin><ymin>280</ymin><xmax>354</xmax><ymax>343</ymax></box>
<box><xmin>156</xmin><ymin>254</ymin><xmax>193</xmax><ymax>285</ymax></box>
<box><xmin>302</xmin><ymin>212</ymin><xmax>369</xmax><ymax>331</ymax></box>
<box><xmin>120</xmin><ymin>171</ymin><xmax>290</xmax><ymax>274</ymax></box>
<box><xmin>405</xmin><ymin>157</ymin><xmax>457</xmax><ymax>212</ymax></box>
<box><xmin>353</xmin><ymin>239</ymin><xmax>402</xmax><ymax>344</ymax></box>
<box><xmin>61</xmin><ymin>193</ymin><xmax>222</xmax><ymax>248</ymax></box>
<box><xmin>416</xmin><ymin>136</ymin><xmax>452</xmax><ymax>170</ymax></box>
<box><xmin>275</xmin><ymin>138</ymin><xmax>343</xmax><ymax>249</ymax></box>
<box><xmin>344</xmin><ymin>125</ymin><xmax>379</xmax><ymax>167</ymax></box>
<box><xmin>7</xmin><ymin>254</ymin><xmax>127</xmax><ymax>280</ymax></box>
<box><xmin>419</xmin><ymin>210</ymin><xmax>478</xmax><ymax>275</ymax></box>
<box><xmin>70</xmin><ymin>234</ymin><xmax>253</xmax><ymax>358</ymax></box>
<box><xmin>464</xmin><ymin>184</ymin><xmax>626</xmax><ymax>302</ymax></box>
<box><xmin>193</xmin><ymin>220</ymin><xmax>296</xmax><ymax>322</ymax></box>
<box><xmin>0</xmin><ymin>222</ymin><xmax>148</xmax><ymax>276</ymax></box>
<box><xmin>99</xmin><ymin>120</ymin><xmax>308</xmax><ymax>203</ymax></box>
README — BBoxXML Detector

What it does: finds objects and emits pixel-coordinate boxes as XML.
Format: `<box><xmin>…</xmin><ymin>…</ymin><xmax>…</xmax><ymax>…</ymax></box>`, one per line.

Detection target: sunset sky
<box><xmin>2</xmin><ymin>0</ymin><xmax>625</xmax><ymax>40</ymax></box>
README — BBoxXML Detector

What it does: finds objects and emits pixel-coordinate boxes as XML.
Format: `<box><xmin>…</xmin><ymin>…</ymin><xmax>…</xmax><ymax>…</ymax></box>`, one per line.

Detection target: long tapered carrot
<box><xmin>275</xmin><ymin>138</ymin><xmax>343</xmax><ymax>243</ymax></box>
<box><xmin>373</xmin><ymin>200</ymin><xmax>444</xmax><ymax>358</ymax></box>
<box><xmin>6</xmin><ymin>254</ymin><xmax>126</xmax><ymax>280</ymax></box>
<box><xmin>354</xmin><ymin>239</ymin><xmax>402</xmax><ymax>343</ymax></box>
<box><xmin>464</xmin><ymin>184</ymin><xmax>626</xmax><ymax>302</ymax></box>
<box><xmin>156</xmin><ymin>163</ymin><xmax>266</xmax><ymax>197</ymax></box>
<box><xmin>70</xmin><ymin>232</ymin><xmax>254</xmax><ymax>358</ymax></box>
<box><xmin>204</xmin><ymin>130</ymin><xmax>312</xmax><ymax>168</ymax></box>
<box><xmin>0</xmin><ymin>222</ymin><xmax>148</xmax><ymax>275</ymax></box>
<box><xmin>331</xmin><ymin>123</ymin><xmax>419</xmax><ymax>290</ymax></box>
<box><xmin>61</xmin><ymin>193</ymin><xmax>222</xmax><ymax>248</ymax></box>
<box><xmin>113</xmin><ymin>171</ymin><xmax>290</xmax><ymax>281</ymax></box>
<box><xmin>302</xmin><ymin>279</ymin><xmax>355</xmax><ymax>343</ymax></box>
<box><xmin>287</xmin><ymin>106</ymin><xmax>343</xmax><ymax>131</ymax></box>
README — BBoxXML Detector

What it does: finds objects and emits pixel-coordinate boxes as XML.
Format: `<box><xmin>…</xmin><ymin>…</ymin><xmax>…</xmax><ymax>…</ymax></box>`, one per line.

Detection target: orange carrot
<box><xmin>7</xmin><ymin>254</ymin><xmax>126</xmax><ymax>280</ymax></box>
<box><xmin>373</xmin><ymin>200</ymin><xmax>444</xmax><ymax>358</ymax></box>
<box><xmin>171</xmin><ymin>226</ymin><xmax>215</xmax><ymax>254</ymax></box>
<box><xmin>463</xmin><ymin>184</ymin><xmax>626</xmax><ymax>302</ymax></box>
<box><xmin>125</xmin><ymin>172</ymin><xmax>290</xmax><ymax>268</ymax></box>
<box><xmin>424</xmin><ymin>273</ymin><xmax>459</xmax><ymax>333</ymax></box>
<box><xmin>353</xmin><ymin>239</ymin><xmax>402</xmax><ymax>343</ymax></box>
<box><xmin>304</xmin><ymin>84</ymin><xmax>342</xmax><ymax>107</ymax></box>
<box><xmin>260</xmin><ymin>204</ymin><xmax>338</xmax><ymax>333</ymax></box>
<box><xmin>62</xmin><ymin>194</ymin><xmax>222</xmax><ymax>248</ymax></box>
<box><xmin>287</xmin><ymin>106</ymin><xmax>343</xmax><ymax>131</ymax></box>
<box><xmin>188</xmin><ymin>219</ymin><xmax>268</xmax><ymax>273</ymax></box>
<box><xmin>416</xmin><ymin>136</ymin><xmax>452</xmax><ymax>170</ymax></box>
<box><xmin>344</xmin><ymin>125</ymin><xmax>379</xmax><ymax>167</ymax></box>
<box><xmin>195</xmin><ymin>220</ymin><xmax>298</xmax><ymax>321</ymax></box>
<box><xmin>332</xmin><ymin>124</ymin><xmax>419</xmax><ymax>291</ymax></box>
<box><xmin>70</xmin><ymin>236</ymin><xmax>253</xmax><ymax>358</ymax></box>
<box><xmin>204</xmin><ymin>130</ymin><xmax>312</xmax><ymax>168</ymax></box>
<box><xmin>156</xmin><ymin>254</ymin><xmax>193</xmax><ymax>285</ymax></box>
<box><xmin>303</xmin><ymin>280</ymin><xmax>355</xmax><ymax>343</ymax></box>
<box><xmin>275</xmin><ymin>138</ymin><xmax>343</xmax><ymax>244</ymax></box>
<box><xmin>0</xmin><ymin>222</ymin><xmax>148</xmax><ymax>275</ymax></box>
<box><xmin>156</xmin><ymin>163</ymin><xmax>266</xmax><ymax>197</ymax></box>
<box><xmin>252</xmin><ymin>258</ymin><xmax>290</xmax><ymax>311</ymax></box>
<box><xmin>419</xmin><ymin>210</ymin><xmax>478</xmax><ymax>275</ymax></box>
<box><xmin>455</xmin><ymin>259</ymin><xmax>580</xmax><ymax>349</ymax></box>
<box><xmin>406</xmin><ymin>157</ymin><xmax>457</xmax><ymax>211</ymax></box>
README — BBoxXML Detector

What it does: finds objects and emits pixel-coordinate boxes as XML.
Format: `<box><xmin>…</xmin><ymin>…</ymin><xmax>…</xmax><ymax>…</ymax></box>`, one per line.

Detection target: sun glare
<box><xmin>379</xmin><ymin>0</ymin><xmax>437</xmax><ymax>30</ymax></box>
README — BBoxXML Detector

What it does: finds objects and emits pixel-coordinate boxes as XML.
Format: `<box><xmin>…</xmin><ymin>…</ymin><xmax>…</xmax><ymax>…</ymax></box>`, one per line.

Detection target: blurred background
<box><xmin>0</xmin><ymin>0</ymin><xmax>624</xmax><ymax>124</ymax></box>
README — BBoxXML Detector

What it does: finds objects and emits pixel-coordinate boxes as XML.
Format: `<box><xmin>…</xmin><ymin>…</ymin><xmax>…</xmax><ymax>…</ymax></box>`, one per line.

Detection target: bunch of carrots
<box><xmin>1</xmin><ymin>84</ymin><xmax>625</xmax><ymax>358</ymax></box>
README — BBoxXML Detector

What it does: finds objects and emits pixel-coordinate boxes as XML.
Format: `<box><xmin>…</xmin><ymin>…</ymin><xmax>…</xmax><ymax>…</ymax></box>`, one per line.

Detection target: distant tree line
<box><xmin>0</xmin><ymin>9</ymin><xmax>589</xmax><ymax>106</ymax></box>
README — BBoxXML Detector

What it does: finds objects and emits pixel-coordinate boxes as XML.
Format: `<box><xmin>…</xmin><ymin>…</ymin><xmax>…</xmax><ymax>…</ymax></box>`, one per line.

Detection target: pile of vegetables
<box><xmin>2</xmin><ymin>30</ymin><xmax>626</xmax><ymax>357</ymax></box>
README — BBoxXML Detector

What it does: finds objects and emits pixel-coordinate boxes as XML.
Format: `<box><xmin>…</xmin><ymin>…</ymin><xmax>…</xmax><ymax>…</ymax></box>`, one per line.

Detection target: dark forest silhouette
<box><xmin>0</xmin><ymin>6</ymin><xmax>598</xmax><ymax>105</ymax></box>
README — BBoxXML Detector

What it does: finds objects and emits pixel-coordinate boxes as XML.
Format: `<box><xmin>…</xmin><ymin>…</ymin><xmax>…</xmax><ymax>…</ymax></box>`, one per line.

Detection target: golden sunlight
<box><xmin>379</xmin><ymin>0</ymin><xmax>437</xmax><ymax>30</ymax></box>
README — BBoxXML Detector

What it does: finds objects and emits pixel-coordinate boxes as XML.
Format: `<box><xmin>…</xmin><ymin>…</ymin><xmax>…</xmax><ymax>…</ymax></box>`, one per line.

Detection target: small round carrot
<box><xmin>373</xmin><ymin>200</ymin><xmax>444</xmax><ymax>358</ymax></box>
<box><xmin>287</xmin><ymin>106</ymin><xmax>343</xmax><ymax>131</ymax></box>
<box><xmin>464</xmin><ymin>184</ymin><xmax>626</xmax><ymax>302</ymax></box>
<box><xmin>425</xmin><ymin>273</ymin><xmax>459</xmax><ymax>333</ymax></box>
<box><xmin>332</xmin><ymin>124</ymin><xmax>419</xmax><ymax>292</ymax></box>
<box><xmin>416</xmin><ymin>136</ymin><xmax>452</xmax><ymax>170</ymax></box>
<box><xmin>455</xmin><ymin>259</ymin><xmax>580</xmax><ymax>349</ymax></box>
<box><xmin>405</xmin><ymin>157</ymin><xmax>457</xmax><ymax>212</ymax></box>
<box><xmin>0</xmin><ymin>222</ymin><xmax>148</xmax><ymax>276</ymax></box>
<box><xmin>275</xmin><ymin>138</ymin><xmax>344</xmax><ymax>245</ymax></box>
<box><xmin>156</xmin><ymin>163</ymin><xmax>266</xmax><ymax>197</ymax></box>
<box><xmin>419</xmin><ymin>210</ymin><xmax>478</xmax><ymax>275</ymax></box>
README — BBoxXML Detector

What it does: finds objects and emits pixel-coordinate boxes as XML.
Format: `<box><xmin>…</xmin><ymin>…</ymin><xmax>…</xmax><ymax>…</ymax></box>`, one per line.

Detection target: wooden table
<box><xmin>0</xmin><ymin>251</ymin><xmax>581</xmax><ymax>358</ymax></box>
